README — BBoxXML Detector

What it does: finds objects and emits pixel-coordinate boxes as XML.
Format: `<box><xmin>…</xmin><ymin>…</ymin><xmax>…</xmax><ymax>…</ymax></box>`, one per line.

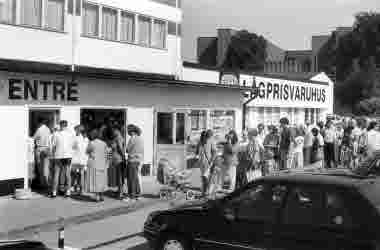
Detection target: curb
<box><xmin>0</xmin><ymin>198</ymin><xmax>163</xmax><ymax>239</ymax></box>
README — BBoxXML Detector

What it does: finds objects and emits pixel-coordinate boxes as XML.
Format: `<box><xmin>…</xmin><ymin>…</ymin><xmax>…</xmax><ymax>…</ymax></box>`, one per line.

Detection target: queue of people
<box><xmin>29</xmin><ymin>117</ymin><xmax>144</xmax><ymax>203</ymax></box>
<box><xmin>195</xmin><ymin>116</ymin><xmax>380</xmax><ymax>198</ymax></box>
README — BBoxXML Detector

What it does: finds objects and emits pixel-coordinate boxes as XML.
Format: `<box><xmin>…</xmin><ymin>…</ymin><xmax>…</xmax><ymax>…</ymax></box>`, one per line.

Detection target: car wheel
<box><xmin>158</xmin><ymin>234</ymin><xmax>191</xmax><ymax>250</ymax></box>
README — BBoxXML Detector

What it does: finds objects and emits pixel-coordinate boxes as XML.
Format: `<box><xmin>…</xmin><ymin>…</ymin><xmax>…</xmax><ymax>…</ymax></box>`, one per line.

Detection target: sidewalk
<box><xmin>0</xmin><ymin>176</ymin><xmax>163</xmax><ymax>239</ymax></box>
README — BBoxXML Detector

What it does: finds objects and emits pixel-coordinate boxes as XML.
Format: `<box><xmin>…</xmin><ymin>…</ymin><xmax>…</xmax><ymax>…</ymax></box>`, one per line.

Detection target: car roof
<box><xmin>257</xmin><ymin>172</ymin><xmax>374</xmax><ymax>189</ymax></box>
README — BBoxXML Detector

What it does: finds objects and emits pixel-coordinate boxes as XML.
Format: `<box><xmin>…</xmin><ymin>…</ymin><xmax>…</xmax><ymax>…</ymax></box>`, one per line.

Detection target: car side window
<box><xmin>283</xmin><ymin>186</ymin><xmax>324</xmax><ymax>225</ymax></box>
<box><xmin>225</xmin><ymin>184</ymin><xmax>287</xmax><ymax>223</ymax></box>
<box><xmin>325</xmin><ymin>192</ymin><xmax>354</xmax><ymax>228</ymax></box>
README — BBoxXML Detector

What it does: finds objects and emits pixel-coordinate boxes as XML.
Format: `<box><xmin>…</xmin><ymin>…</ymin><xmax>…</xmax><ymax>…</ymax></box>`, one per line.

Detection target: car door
<box><xmin>194</xmin><ymin>182</ymin><xmax>286</xmax><ymax>250</ymax></box>
<box><xmin>276</xmin><ymin>184</ymin><xmax>328</xmax><ymax>250</ymax></box>
<box><xmin>319</xmin><ymin>189</ymin><xmax>375</xmax><ymax>250</ymax></box>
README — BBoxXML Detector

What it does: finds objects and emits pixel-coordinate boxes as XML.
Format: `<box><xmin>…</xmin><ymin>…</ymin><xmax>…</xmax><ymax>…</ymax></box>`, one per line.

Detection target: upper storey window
<box><xmin>0</xmin><ymin>0</ymin><xmax>65</xmax><ymax>31</ymax></box>
<box><xmin>138</xmin><ymin>15</ymin><xmax>151</xmax><ymax>47</ymax></box>
<box><xmin>101</xmin><ymin>7</ymin><xmax>117</xmax><ymax>41</ymax></box>
<box><xmin>82</xmin><ymin>2</ymin><xmax>99</xmax><ymax>37</ymax></box>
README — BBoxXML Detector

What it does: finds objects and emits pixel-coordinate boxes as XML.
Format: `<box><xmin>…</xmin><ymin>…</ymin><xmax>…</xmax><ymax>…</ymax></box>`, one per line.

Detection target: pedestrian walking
<box><xmin>222</xmin><ymin>130</ymin><xmax>239</xmax><ymax>192</ymax></box>
<box><xmin>263</xmin><ymin>125</ymin><xmax>280</xmax><ymax>171</ymax></box>
<box><xmin>304</xmin><ymin>124</ymin><xmax>314</xmax><ymax>166</ymax></box>
<box><xmin>323</xmin><ymin>120</ymin><xmax>336</xmax><ymax>168</ymax></box>
<box><xmin>71</xmin><ymin>125</ymin><xmax>89</xmax><ymax>195</ymax></box>
<box><xmin>125</xmin><ymin>124</ymin><xmax>144</xmax><ymax>202</ymax></box>
<box><xmin>340</xmin><ymin>127</ymin><xmax>355</xmax><ymax>169</ymax></box>
<box><xmin>27</xmin><ymin>136</ymin><xmax>35</xmax><ymax>189</ymax></box>
<box><xmin>197</xmin><ymin>129</ymin><xmax>217</xmax><ymax>197</ymax></box>
<box><xmin>110</xmin><ymin>126</ymin><xmax>126</xmax><ymax>200</ymax></box>
<box><xmin>279</xmin><ymin>117</ymin><xmax>292</xmax><ymax>170</ymax></box>
<box><xmin>245</xmin><ymin>128</ymin><xmax>264</xmax><ymax>181</ymax></box>
<box><xmin>365</xmin><ymin>121</ymin><xmax>380</xmax><ymax>158</ymax></box>
<box><xmin>51</xmin><ymin>120</ymin><xmax>75</xmax><ymax>198</ymax></box>
<box><xmin>86</xmin><ymin>129</ymin><xmax>110</xmax><ymax>202</ymax></box>
<box><xmin>310</xmin><ymin>127</ymin><xmax>324</xmax><ymax>168</ymax></box>
<box><xmin>33</xmin><ymin>118</ymin><xmax>52</xmax><ymax>190</ymax></box>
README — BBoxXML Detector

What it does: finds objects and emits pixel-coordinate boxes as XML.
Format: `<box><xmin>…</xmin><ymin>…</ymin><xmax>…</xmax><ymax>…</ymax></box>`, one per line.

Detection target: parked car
<box><xmin>144</xmin><ymin>172</ymin><xmax>380</xmax><ymax>250</ymax></box>
<box><xmin>0</xmin><ymin>240</ymin><xmax>51</xmax><ymax>250</ymax></box>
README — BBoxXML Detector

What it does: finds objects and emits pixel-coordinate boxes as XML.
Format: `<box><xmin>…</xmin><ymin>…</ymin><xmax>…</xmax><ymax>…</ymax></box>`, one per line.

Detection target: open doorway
<box><xmin>28</xmin><ymin>109</ymin><xmax>60</xmax><ymax>191</ymax></box>
<box><xmin>80</xmin><ymin>108</ymin><xmax>127</xmax><ymax>188</ymax></box>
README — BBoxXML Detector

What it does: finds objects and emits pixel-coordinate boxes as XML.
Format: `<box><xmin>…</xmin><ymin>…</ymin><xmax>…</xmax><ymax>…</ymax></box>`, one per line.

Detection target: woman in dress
<box><xmin>72</xmin><ymin>125</ymin><xmax>89</xmax><ymax>195</ymax></box>
<box><xmin>197</xmin><ymin>129</ymin><xmax>217</xmax><ymax>197</ymax></box>
<box><xmin>223</xmin><ymin>130</ymin><xmax>240</xmax><ymax>192</ymax></box>
<box><xmin>340</xmin><ymin>127</ymin><xmax>355</xmax><ymax>169</ymax></box>
<box><xmin>125</xmin><ymin>124</ymin><xmax>144</xmax><ymax>202</ymax></box>
<box><xmin>86</xmin><ymin>129</ymin><xmax>110</xmax><ymax>202</ymax></box>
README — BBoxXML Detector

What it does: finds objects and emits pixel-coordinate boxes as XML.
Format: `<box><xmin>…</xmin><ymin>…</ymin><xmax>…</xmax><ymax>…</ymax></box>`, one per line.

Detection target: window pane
<box><xmin>46</xmin><ymin>0</ymin><xmax>64</xmax><ymax>31</ymax></box>
<box><xmin>227</xmin><ymin>185</ymin><xmax>287</xmax><ymax>223</ymax></box>
<box><xmin>0</xmin><ymin>0</ymin><xmax>15</xmax><ymax>23</ymax></box>
<box><xmin>283</xmin><ymin>187</ymin><xmax>324</xmax><ymax>225</ymax></box>
<box><xmin>102</xmin><ymin>7</ymin><xmax>117</xmax><ymax>40</ymax></box>
<box><xmin>82</xmin><ymin>2</ymin><xmax>99</xmax><ymax>36</ymax></box>
<box><xmin>152</xmin><ymin>20</ymin><xmax>166</xmax><ymax>48</ymax></box>
<box><xmin>120</xmin><ymin>12</ymin><xmax>134</xmax><ymax>42</ymax></box>
<box><xmin>20</xmin><ymin>0</ymin><xmax>42</xmax><ymax>27</ymax></box>
<box><xmin>138</xmin><ymin>16</ymin><xmax>151</xmax><ymax>46</ymax></box>
<box><xmin>157</xmin><ymin>113</ymin><xmax>173</xmax><ymax>145</ymax></box>
<box><xmin>176</xmin><ymin>113</ymin><xmax>185</xmax><ymax>145</ymax></box>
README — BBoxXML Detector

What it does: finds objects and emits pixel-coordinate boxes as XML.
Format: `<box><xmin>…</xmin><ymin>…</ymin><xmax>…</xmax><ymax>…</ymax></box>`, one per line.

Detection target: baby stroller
<box><xmin>157</xmin><ymin>159</ymin><xmax>195</xmax><ymax>200</ymax></box>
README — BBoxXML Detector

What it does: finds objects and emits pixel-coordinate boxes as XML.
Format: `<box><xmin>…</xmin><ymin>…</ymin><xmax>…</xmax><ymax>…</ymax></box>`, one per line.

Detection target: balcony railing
<box><xmin>151</xmin><ymin>0</ymin><xmax>181</xmax><ymax>8</ymax></box>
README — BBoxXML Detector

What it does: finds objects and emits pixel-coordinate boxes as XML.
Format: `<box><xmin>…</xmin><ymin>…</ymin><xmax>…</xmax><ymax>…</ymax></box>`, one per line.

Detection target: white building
<box><xmin>0</xmin><ymin>0</ymin><xmax>248</xmax><ymax>195</ymax></box>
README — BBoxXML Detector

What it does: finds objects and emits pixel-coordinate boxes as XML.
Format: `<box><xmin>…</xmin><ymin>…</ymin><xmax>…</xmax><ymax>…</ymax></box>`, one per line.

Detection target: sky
<box><xmin>182</xmin><ymin>0</ymin><xmax>380</xmax><ymax>62</ymax></box>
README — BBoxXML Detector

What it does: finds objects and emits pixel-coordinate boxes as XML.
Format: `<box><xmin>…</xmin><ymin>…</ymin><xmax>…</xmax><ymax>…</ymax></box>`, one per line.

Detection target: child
<box><xmin>207</xmin><ymin>156</ymin><xmax>225</xmax><ymax>199</ymax></box>
<box><xmin>262</xmin><ymin>149</ymin><xmax>275</xmax><ymax>176</ymax></box>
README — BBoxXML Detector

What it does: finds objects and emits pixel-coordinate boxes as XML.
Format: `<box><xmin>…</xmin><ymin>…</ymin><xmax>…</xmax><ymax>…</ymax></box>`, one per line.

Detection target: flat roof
<box><xmin>0</xmin><ymin>58</ymin><xmax>253</xmax><ymax>91</ymax></box>
<box><xmin>183</xmin><ymin>61</ymin><xmax>328</xmax><ymax>85</ymax></box>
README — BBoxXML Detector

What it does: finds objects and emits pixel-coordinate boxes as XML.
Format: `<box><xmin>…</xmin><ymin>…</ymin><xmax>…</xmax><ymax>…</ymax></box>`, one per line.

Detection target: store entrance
<box><xmin>156</xmin><ymin>110</ymin><xmax>188</xmax><ymax>172</ymax></box>
<box><xmin>80</xmin><ymin>108</ymin><xmax>127</xmax><ymax>188</ymax></box>
<box><xmin>28</xmin><ymin>109</ymin><xmax>60</xmax><ymax>190</ymax></box>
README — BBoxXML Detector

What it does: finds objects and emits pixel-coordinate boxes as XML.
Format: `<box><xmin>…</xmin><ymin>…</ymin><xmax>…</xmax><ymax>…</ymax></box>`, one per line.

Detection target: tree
<box><xmin>355</xmin><ymin>97</ymin><xmax>380</xmax><ymax>115</ymax></box>
<box><xmin>222</xmin><ymin>30</ymin><xmax>268</xmax><ymax>72</ymax></box>
<box><xmin>318</xmin><ymin>12</ymin><xmax>380</xmax><ymax>114</ymax></box>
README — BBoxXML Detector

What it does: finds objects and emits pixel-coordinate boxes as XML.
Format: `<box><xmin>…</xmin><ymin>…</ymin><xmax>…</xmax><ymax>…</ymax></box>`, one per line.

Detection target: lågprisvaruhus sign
<box><xmin>245</xmin><ymin>76</ymin><xmax>329</xmax><ymax>109</ymax></box>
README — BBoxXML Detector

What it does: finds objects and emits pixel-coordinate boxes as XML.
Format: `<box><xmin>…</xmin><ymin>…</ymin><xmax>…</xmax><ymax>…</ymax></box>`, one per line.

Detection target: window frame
<box><xmin>119</xmin><ymin>10</ymin><xmax>135</xmax><ymax>44</ymax></box>
<box><xmin>0</xmin><ymin>0</ymin><xmax>67</xmax><ymax>32</ymax></box>
<box><xmin>101</xmin><ymin>6</ymin><xmax>118</xmax><ymax>41</ymax></box>
<box><xmin>138</xmin><ymin>14</ymin><xmax>152</xmax><ymax>47</ymax></box>
<box><xmin>44</xmin><ymin>0</ymin><xmax>66</xmax><ymax>32</ymax></box>
<box><xmin>151</xmin><ymin>18</ymin><xmax>167</xmax><ymax>49</ymax></box>
<box><xmin>82</xmin><ymin>1</ymin><xmax>99</xmax><ymax>38</ymax></box>
<box><xmin>222</xmin><ymin>182</ymin><xmax>288</xmax><ymax>223</ymax></box>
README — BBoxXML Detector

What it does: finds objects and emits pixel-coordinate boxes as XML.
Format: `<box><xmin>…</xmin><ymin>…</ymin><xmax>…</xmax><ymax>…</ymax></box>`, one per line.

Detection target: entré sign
<box><xmin>7</xmin><ymin>78</ymin><xmax>79</xmax><ymax>102</ymax></box>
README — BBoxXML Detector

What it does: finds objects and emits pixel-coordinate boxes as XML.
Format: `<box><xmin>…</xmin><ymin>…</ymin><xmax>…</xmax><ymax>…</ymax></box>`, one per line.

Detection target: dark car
<box><xmin>0</xmin><ymin>240</ymin><xmax>51</xmax><ymax>250</ymax></box>
<box><xmin>144</xmin><ymin>172</ymin><xmax>380</xmax><ymax>250</ymax></box>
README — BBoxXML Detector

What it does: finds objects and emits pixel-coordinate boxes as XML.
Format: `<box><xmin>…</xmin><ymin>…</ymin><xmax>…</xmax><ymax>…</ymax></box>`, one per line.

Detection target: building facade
<box><xmin>0</xmin><ymin>0</ymin><xmax>248</xmax><ymax>195</ymax></box>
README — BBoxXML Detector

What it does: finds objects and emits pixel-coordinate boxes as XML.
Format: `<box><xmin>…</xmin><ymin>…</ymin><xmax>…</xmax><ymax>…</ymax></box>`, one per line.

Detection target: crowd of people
<box><xmin>28</xmin><ymin>117</ymin><xmax>144</xmax><ymax>203</ymax></box>
<box><xmin>196</xmin><ymin>116</ymin><xmax>380</xmax><ymax>198</ymax></box>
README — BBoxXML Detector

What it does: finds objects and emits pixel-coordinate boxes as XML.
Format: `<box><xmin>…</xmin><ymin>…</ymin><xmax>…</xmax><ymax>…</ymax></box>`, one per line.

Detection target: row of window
<box><xmin>0</xmin><ymin>0</ymin><xmax>65</xmax><ymax>31</ymax></box>
<box><xmin>226</xmin><ymin>184</ymin><xmax>358</xmax><ymax>228</ymax></box>
<box><xmin>82</xmin><ymin>2</ymin><xmax>167</xmax><ymax>49</ymax></box>
<box><xmin>0</xmin><ymin>0</ymin><xmax>173</xmax><ymax>49</ymax></box>
<box><xmin>151</xmin><ymin>0</ymin><xmax>180</xmax><ymax>8</ymax></box>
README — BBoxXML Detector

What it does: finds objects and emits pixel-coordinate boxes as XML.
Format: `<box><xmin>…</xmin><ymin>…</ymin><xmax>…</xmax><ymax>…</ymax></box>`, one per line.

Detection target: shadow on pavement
<box><xmin>126</xmin><ymin>242</ymin><xmax>149</xmax><ymax>250</ymax></box>
<box><xmin>83</xmin><ymin>233</ymin><xmax>142</xmax><ymax>250</ymax></box>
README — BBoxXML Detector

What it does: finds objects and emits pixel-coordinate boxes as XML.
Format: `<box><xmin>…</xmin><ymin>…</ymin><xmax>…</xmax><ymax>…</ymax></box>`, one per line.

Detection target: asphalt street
<box><xmin>22</xmin><ymin>199</ymin><xmax>179</xmax><ymax>250</ymax></box>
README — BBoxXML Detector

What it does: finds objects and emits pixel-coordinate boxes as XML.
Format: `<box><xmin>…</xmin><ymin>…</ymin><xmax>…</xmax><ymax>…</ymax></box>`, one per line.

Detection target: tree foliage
<box><xmin>222</xmin><ymin>30</ymin><xmax>268</xmax><ymax>72</ymax></box>
<box><xmin>318</xmin><ymin>12</ymin><xmax>380</xmax><ymax>114</ymax></box>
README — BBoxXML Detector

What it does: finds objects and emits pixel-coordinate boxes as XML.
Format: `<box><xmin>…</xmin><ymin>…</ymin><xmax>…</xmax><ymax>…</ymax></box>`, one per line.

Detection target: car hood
<box><xmin>0</xmin><ymin>240</ymin><xmax>51</xmax><ymax>249</ymax></box>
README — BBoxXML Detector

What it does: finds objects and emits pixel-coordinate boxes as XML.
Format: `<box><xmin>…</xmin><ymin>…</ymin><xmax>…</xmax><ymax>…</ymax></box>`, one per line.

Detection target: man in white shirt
<box><xmin>51</xmin><ymin>120</ymin><xmax>75</xmax><ymax>198</ymax></box>
<box><xmin>323</xmin><ymin>120</ymin><xmax>336</xmax><ymax>168</ymax></box>
<box><xmin>366</xmin><ymin>121</ymin><xmax>380</xmax><ymax>158</ymax></box>
<box><xmin>33</xmin><ymin>118</ymin><xmax>52</xmax><ymax>189</ymax></box>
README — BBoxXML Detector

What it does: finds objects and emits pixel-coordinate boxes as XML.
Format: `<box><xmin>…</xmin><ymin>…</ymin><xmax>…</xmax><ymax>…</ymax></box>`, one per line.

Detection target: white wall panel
<box><xmin>182</xmin><ymin>67</ymin><xmax>219</xmax><ymax>84</ymax></box>
<box><xmin>0</xmin><ymin>106</ymin><xmax>28</xmax><ymax>185</ymax></box>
